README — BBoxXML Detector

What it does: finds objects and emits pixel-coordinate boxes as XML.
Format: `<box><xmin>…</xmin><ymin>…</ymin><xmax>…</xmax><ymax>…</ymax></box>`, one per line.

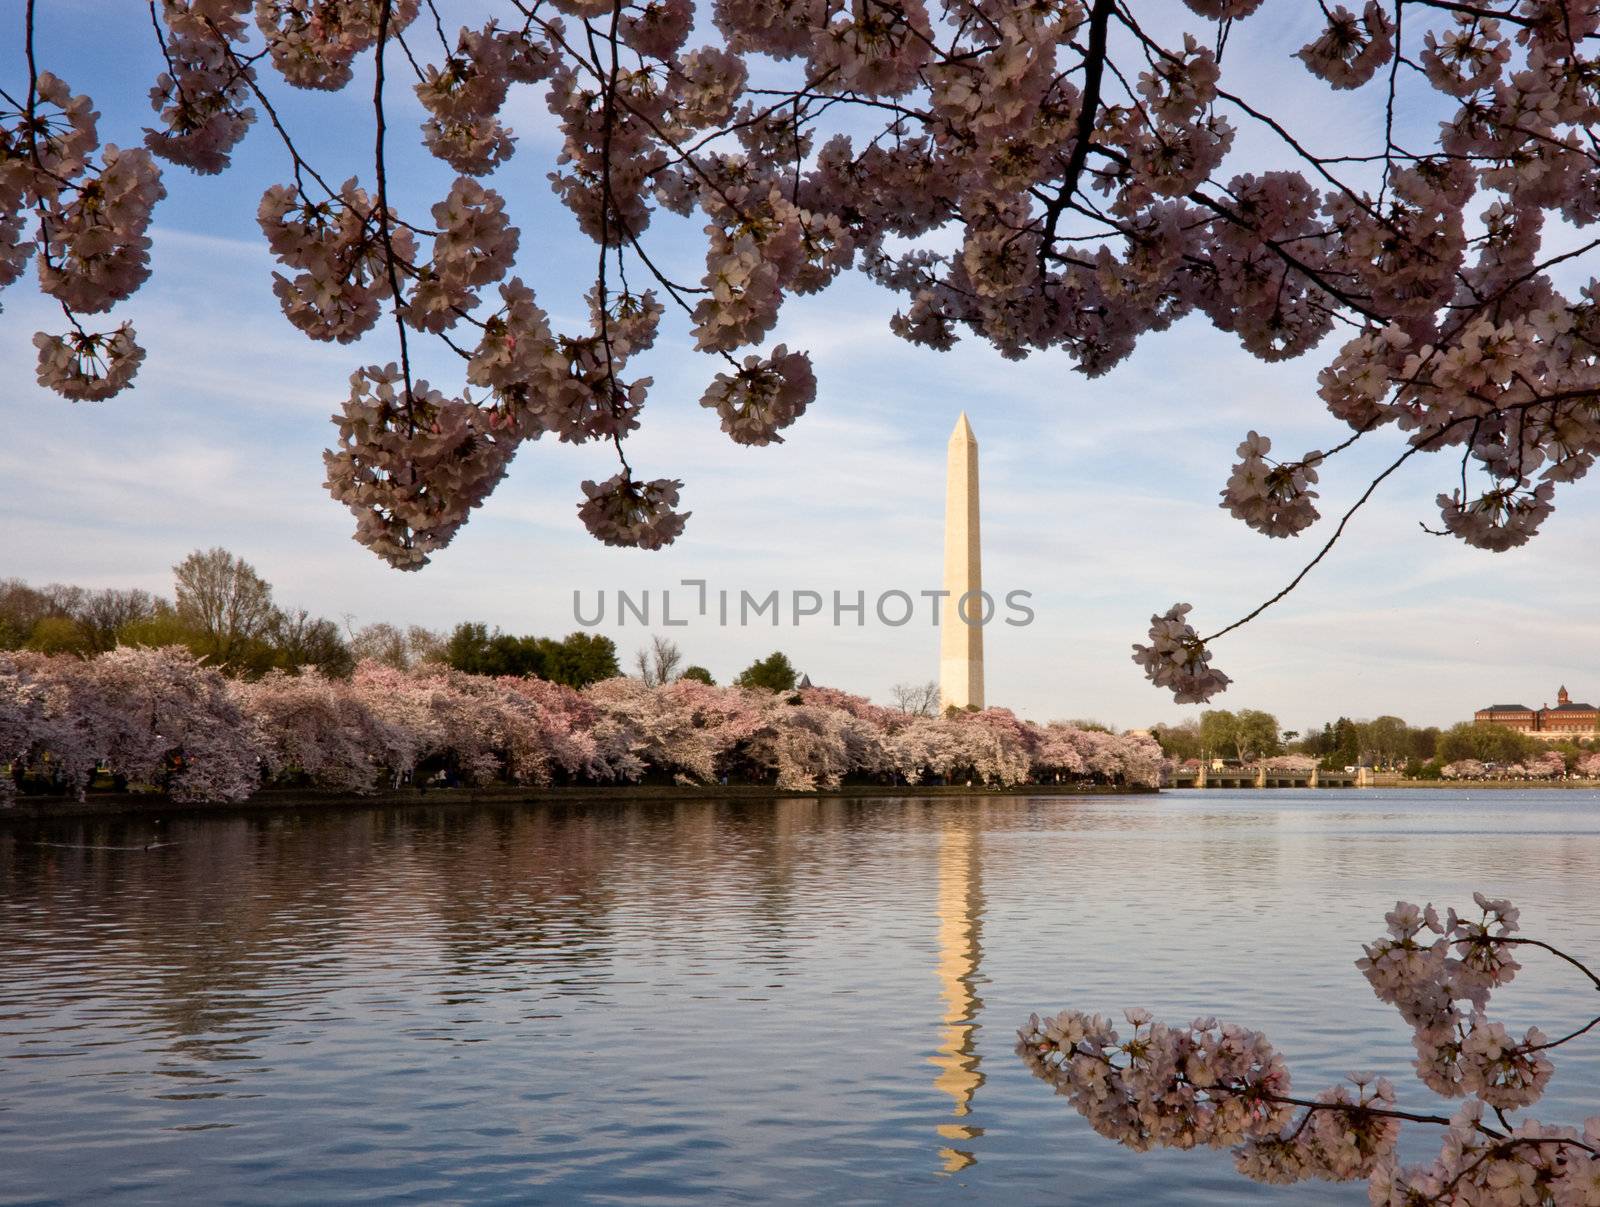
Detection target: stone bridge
<box><xmin>1167</xmin><ymin>766</ymin><xmax>1371</xmax><ymax>789</ymax></box>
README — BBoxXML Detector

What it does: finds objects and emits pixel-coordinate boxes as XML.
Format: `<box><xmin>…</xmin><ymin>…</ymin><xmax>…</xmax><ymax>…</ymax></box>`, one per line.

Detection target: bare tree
<box><xmin>77</xmin><ymin>588</ymin><xmax>158</xmax><ymax>653</ymax></box>
<box><xmin>344</xmin><ymin>621</ymin><xmax>447</xmax><ymax>669</ymax></box>
<box><xmin>38</xmin><ymin>583</ymin><xmax>87</xmax><ymax>618</ymax></box>
<box><xmin>348</xmin><ymin>620</ymin><xmax>410</xmax><ymax>668</ymax></box>
<box><xmin>407</xmin><ymin>625</ymin><xmax>447</xmax><ymax>666</ymax></box>
<box><xmin>634</xmin><ymin>635</ymin><xmax>684</xmax><ymax>687</ymax></box>
<box><xmin>172</xmin><ymin>548</ymin><xmax>276</xmax><ymax>667</ymax></box>
<box><xmin>0</xmin><ymin>579</ymin><xmax>55</xmax><ymax>647</ymax></box>
<box><xmin>271</xmin><ymin>608</ymin><xmax>354</xmax><ymax>676</ymax></box>
<box><xmin>891</xmin><ymin>680</ymin><xmax>941</xmax><ymax>717</ymax></box>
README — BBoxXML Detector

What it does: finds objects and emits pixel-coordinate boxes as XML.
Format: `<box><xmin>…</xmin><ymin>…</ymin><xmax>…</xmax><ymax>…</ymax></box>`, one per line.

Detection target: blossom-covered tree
<box><xmin>1529</xmin><ymin>749</ymin><xmax>1568</xmax><ymax>777</ymax></box>
<box><xmin>1018</xmin><ymin>894</ymin><xmax>1600</xmax><ymax>1204</ymax></box>
<box><xmin>9</xmin><ymin>1</ymin><xmax>1597</xmax><ymax>697</ymax></box>
<box><xmin>1442</xmin><ymin>757</ymin><xmax>1491</xmax><ymax>779</ymax></box>
<box><xmin>0</xmin><ymin>654</ymin><xmax>47</xmax><ymax>801</ymax></box>
<box><xmin>231</xmin><ymin>667</ymin><xmax>410</xmax><ymax>792</ymax></box>
<box><xmin>1</xmin><ymin>647</ymin><xmax>1160</xmax><ymax>800</ymax></box>
<box><xmin>24</xmin><ymin>646</ymin><xmax>262</xmax><ymax>802</ymax></box>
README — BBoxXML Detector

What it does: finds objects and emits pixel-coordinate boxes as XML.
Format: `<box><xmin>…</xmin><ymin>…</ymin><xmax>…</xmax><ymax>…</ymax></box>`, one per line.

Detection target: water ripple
<box><xmin>0</xmin><ymin>790</ymin><xmax>1596</xmax><ymax>1205</ymax></box>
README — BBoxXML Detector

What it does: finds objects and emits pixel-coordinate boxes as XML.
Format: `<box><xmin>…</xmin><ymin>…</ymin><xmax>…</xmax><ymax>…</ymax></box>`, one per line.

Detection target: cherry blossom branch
<box><xmin>590</xmin><ymin>1</ymin><xmax>633</xmax><ymax>478</ymax></box>
<box><xmin>1525</xmin><ymin>1012</ymin><xmax>1600</xmax><ymax>1054</ymax></box>
<box><xmin>1020</xmin><ymin>897</ymin><xmax>1600</xmax><ymax>1201</ymax></box>
<box><xmin>1494</xmin><ymin>937</ymin><xmax>1600</xmax><ymax>992</ymax></box>
<box><xmin>1201</xmin><ymin>437</ymin><xmax>1423</xmax><ymax>643</ymax></box>
<box><xmin>1037</xmin><ymin>0</ymin><xmax>1114</xmax><ymax>281</ymax></box>
<box><xmin>371</xmin><ymin>0</ymin><xmax>417</xmax><ymax>423</ymax></box>
<box><xmin>212</xmin><ymin>34</ymin><xmax>337</xmax><ymax>199</ymax></box>
<box><xmin>1406</xmin><ymin>0</ymin><xmax>1538</xmax><ymax>28</ymax></box>
<box><xmin>22</xmin><ymin>0</ymin><xmax>38</xmax><ymax>144</ymax></box>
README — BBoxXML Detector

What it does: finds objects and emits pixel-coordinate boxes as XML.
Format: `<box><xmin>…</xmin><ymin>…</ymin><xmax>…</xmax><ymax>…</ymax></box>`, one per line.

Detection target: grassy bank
<box><xmin>1367</xmin><ymin>775</ymin><xmax>1600</xmax><ymax>790</ymax></box>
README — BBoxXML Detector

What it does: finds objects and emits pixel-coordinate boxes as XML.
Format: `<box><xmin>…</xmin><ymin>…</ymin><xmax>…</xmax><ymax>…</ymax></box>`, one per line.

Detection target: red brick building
<box><xmin>1475</xmin><ymin>687</ymin><xmax>1600</xmax><ymax>739</ymax></box>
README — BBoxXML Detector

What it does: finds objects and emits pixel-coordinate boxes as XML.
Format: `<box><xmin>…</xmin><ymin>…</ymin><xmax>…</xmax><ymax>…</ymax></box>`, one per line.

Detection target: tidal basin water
<box><xmin>3</xmin><ymin>790</ymin><xmax>1599</xmax><ymax>1206</ymax></box>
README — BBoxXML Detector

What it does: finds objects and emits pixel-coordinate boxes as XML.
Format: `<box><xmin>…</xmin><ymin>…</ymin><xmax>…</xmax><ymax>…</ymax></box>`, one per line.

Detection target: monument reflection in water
<box><xmin>930</xmin><ymin>823</ymin><xmax>986</xmax><ymax>1173</ymax></box>
<box><xmin>9</xmin><ymin>792</ymin><xmax>1598</xmax><ymax>1206</ymax></box>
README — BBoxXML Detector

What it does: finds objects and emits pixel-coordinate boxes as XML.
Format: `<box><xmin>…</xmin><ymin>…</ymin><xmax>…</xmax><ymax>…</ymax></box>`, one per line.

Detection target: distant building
<box><xmin>1475</xmin><ymin>686</ymin><xmax>1600</xmax><ymax>740</ymax></box>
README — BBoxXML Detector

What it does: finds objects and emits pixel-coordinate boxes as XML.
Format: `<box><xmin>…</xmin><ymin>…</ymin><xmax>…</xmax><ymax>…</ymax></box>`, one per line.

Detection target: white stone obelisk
<box><xmin>940</xmin><ymin>413</ymin><xmax>984</xmax><ymax>712</ymax></box>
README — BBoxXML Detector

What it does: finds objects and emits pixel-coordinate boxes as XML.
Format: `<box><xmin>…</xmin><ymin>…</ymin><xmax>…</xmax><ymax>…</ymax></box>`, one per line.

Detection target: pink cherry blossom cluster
<box><xmin>323</xmin><ymin>364</ymin><xmax>518</xmax><ymax>569</ymax></box>
<box><xmin>31</xmin><ymin>323</ymin><xmax>145</xmax><ymax>401</ymax></box>
<box><xmin>145</xmin><ymin>1</ymin><xmax>258</xmax><ymax>173</ymax></box>
<box><xmin>256</xmin><ymin>0</ymin><xmax>420</xmax><ymax>90</ymax></box>
<box><xmin>698</xmin><ymin>345</ymin><xmax>816</xmax><ymax>446</ymax></box>
<box><xmin>576</xmin><ymin>473</ymin><xmax>689</xmax><ymax>550</ymax></box>
<box><xmin>413</xmin><ymin>22</ymin><xmax>526</xmax><ymax>176</ymax></box>
<box><xmin>3</xmin><ymin>68</ymin><xmax>163</xmax><ymax>401</ymax></box>
<box><xmin>0</xmin><ymin>646</ymin><xmax>1163</xmax><ymax>801</ymax></box>
<box><xmin>10</xmin><ymin>0</ymin><xmax>1600</xmax><ymax>693</ymax></box>
<box><xmin>1019</xmin><ymin>893</ymin><xmax>1600</xmax><ymax>1204</ymax></box>
<box><xmin>1296</xmin><ymin>2</ymin><xmax>1395</xmax><ymax>89</ymax></box>
<box><xmin>1220</xmin><ymin>431</ymin><xmax>1323</xmax><ymax>538</ymax></box>
<box><xmin>1130</xmin><ymin>602</ymin><xmax>1232</xmax><ymax>704</ymax></box>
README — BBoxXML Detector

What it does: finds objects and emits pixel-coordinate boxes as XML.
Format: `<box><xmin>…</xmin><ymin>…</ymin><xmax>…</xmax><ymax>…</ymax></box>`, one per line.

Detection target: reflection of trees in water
<box><xmin>3</xmin><ymin>797</ymin><xmax>1019</xmax><ymax>1119</ymax></box>
<box><xmin>402</xmin><ymin>807</ymin><xmax>622</xmax><ymax>990</ymax></box>
<box><xmin>930</xmin><ymin>817</ymin><xmax>986</xmax><ymax>1174</ymax></box>
<box><xmin>1</xmin><ymin>816</ymin><xmax>370</xmax><ymax>1069</ymax></box>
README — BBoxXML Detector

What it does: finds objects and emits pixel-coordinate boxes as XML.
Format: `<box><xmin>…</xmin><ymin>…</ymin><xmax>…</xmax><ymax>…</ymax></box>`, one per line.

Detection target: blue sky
<box><xmin>4</xmin><ymin>1</ymin><xmax>1598</xmax><ymax>731</ymax></box>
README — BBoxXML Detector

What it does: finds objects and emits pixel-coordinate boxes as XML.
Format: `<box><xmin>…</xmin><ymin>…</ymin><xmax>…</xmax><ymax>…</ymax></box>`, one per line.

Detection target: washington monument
<box><xmin>940</xmin><ymin>413</ymin><xmax>984</xmax><ymax>712</ymax></box>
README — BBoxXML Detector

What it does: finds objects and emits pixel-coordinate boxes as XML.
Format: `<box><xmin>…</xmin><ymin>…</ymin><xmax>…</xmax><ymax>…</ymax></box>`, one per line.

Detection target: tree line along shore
<box><xmin>0</xmin><ymin>646</ymin><xmax>1163</xmax><ymax>809</ymax></box>
<box><xmin>1151</xmin><ymin>709</ymin><xmax>1600</xmax><ymax>782</ymax></box>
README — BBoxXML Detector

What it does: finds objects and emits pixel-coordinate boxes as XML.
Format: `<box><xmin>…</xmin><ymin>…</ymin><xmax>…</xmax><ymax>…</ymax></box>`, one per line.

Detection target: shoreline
<box><xmin>1368</xmin><ymin>775</ymin><xmax>1600</xmax><ymax>790</ymax></box>
<box><xmin>6</xmin><ymin>778</ymin><xmax>1598</xmax><ymax>822</ymax></box>
<box><xmin>0</xmin><ymin>781</ymin><xmax>1157</xmax><ymax>822</ymax></box>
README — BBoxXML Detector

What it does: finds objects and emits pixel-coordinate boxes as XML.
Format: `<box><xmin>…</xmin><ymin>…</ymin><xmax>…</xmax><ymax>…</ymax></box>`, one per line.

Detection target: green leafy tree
<box><xmin>1436</xmin><ymin>722</ymin><xmax>1542</xmax><ymax>766</ymax></box>
<box><xmin>0</xmin><ymin>578</ymin><xmax>77</xmax><ymax>648</ymax></box>
<box><xmin>443</xmin><ymin>622</ymin><xmax>546</xmax><ymax>677</ymax></box>
<box><xmin>736</xmin><ymin>651</ymin><xmax>798</xmax><ymax>693</ymax></box>
<box><xmin>538</xmin><ymin>632</ymin><xmax>620</xmax><ymax>687</ymax></box>
<box><xmin>1324</xmin><ymin>717</ymin><xmax>1361</xmax><ymax>769</ymax></box>
<box><xmin>117</xmin><ymin>601</ymin><xmax>207</xmax><ymax>652</ymax></box>
<box><xmin>1408</xmin><ymin>726</ymin><xmax>1441</xmax><ymax>763</ymax></box>
<box><xmin>1151</xmin><ymin>721</ymin><xmax>1202</xmax><ymax>762</ymax></box>
<box><xmin>679</xmin><ymin>665</ymin><xmax>715</xmax><ymax>685</ymax></box>
<box><xmin>24</xmin><ymin>614</ymin><xmax>89</xmax><ymax>655</ymax></box>
<box><xmin>1198</xmin><ymin>709</ymin><xmax>1281</xmax><ymax>762</ymax></box>
<box><xmin>441</xmin><ymin>624</ymin><xmax>617</xmax><ymax>684</ymax></box>
<box><xmin>442</xmin><ymin>621</ymin><xmax>492</xmax><ymax>672</ymax></box>
<box><xmin>1233</xmin><ymin>709</ymin><xmax>1282</xmax><ymax>762</ymax></box>
<box><xmin>1359</xmin><ymin>715</ymin><xmax>1411</xmax><ymax>768</ymax></box>
<box><xmin>1199</xmin><ymin>709</ymin><xmax>1238</xmax><ymax>762</ymax></box>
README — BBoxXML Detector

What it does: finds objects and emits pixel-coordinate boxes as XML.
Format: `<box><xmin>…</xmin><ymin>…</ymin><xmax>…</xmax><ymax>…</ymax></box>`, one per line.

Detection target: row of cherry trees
<box><xmin>0</xmin><ymin>645</ymin><xmax>1161</xmax><ymax>804</ymax></box>
<box><xmin>1442</xmin><ymin>751</ymin><xmax>1600</xmax><ymax>779</ymax></box>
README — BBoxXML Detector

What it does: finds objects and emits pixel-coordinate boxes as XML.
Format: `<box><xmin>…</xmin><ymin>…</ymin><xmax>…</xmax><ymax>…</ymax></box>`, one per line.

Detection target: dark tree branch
<box><xmin>371</xmin><ymin>0</ymin><xmax>417</xmax><ymax>424</ymax></box>
<box><xmin>1037</xmin><ymin>0</ymin><xmax>1114</xmax><ymax>283</ymax></box>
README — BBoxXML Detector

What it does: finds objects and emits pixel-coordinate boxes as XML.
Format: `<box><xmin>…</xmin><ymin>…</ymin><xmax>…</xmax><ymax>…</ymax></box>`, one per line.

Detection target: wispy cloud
<box><xmin>5</xmin><ymin>3</ymin><xmax>1599</xmax><ymax>731</ymax></box>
